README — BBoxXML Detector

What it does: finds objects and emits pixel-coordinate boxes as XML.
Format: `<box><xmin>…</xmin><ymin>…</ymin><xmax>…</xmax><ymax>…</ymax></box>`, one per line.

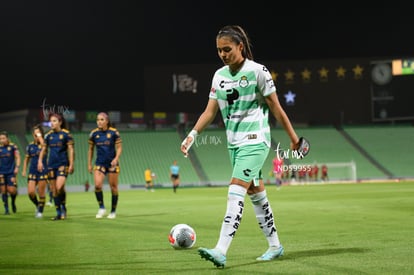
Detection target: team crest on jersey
<box><xmin>59</xmin><ymin>134</ymin><xmax>64</xmax><ymax>140</ymax></box>
<box><xmin>107</xmin><ymin>133</ymin><xmax>111</xmax><ymax>139</ymax></box>
<box><xmin>239</xmin><ymin>76</ymin><xmax>248</xmax><ymax>88</ymax></box>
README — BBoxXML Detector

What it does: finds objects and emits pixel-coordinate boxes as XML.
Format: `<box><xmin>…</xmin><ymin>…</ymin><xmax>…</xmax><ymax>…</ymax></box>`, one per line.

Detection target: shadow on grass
<box><xmin>224</xmin><ymin>247</ymin><xmax>369</xmax><ymax>270</ymax></box>
<box><xmin>281</xmin><ymin>247</ymin><xmax>369</xmax><ymax>260</ymax></box>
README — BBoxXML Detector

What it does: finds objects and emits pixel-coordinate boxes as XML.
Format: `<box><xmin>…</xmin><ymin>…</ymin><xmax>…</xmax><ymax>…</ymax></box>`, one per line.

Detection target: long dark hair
<box><xmin>49</xmin><ymin>112</ymin><xmax>68</xmax><ymax>129</ymax></box>
<box><xmin>0</xmin><ymin>130</ymin><xmax>8</xmax><ymax>138</ymax></box>
<box><xmin>217</xmin><ymin>25</ymin><xmax>254</xmax><ymax>60</ymax></box>
<box><xmin>32</xmin><ymin>124</ymin><xmax>45</xmax><ymax>137</ymax></box>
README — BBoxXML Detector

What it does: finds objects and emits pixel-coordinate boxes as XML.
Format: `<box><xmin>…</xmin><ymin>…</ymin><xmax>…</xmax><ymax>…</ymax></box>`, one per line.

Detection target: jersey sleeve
<box><xmin>257</xmin><ymin>65</ymin><xmax>276</xmax><ymax>97</ymax></box>
<box><xmin>208</xmin><ymin>70</ymin><xmax>220</xmax><ymax>100</ymax></box>
<box><xmin>114</xmin><ymin>129</ymin><xmax>122</xmax><ymax>144</ymax></box>
<box><xmin>25</xmin><ymin>144</ymin><xmax>30</xmax><ymax>156</ymax></box>
<box><xmin>67</xmin><ymin>131</ymin><xmax>74</xmax><ymax>145</ymax></box>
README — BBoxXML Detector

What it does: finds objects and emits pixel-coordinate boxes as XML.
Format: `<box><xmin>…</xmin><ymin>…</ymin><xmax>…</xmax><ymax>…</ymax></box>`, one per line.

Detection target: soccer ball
<box><xmin>168</xmin><ymin>223</ymin><xmax>196</xmax><ymax>249</ymax></box>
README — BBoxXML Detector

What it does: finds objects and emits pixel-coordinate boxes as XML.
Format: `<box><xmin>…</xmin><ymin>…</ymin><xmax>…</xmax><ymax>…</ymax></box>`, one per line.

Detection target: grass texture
<box><xmin>0</xmin><ymin>181</ymin><xmax>413</xmax><ymax>274</ymax></box>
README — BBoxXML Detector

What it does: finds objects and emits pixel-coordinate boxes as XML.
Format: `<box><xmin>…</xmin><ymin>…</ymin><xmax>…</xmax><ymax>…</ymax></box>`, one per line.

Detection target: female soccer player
<box><xmin>38</xmin><ymin>112</ymin><xmax>74</xmax><ymax>220</ymax></box>
<box><xmin>272</xmin><ymin>156</ymin><xmax>284</xmax><ymax>189</ymax></box>
<box><xmin>88</xmin><ymin>112</ymin><xmax>122</xmax><ymax>219</ymax></box>
<box><xmin>169</xmin><ymin>160</ymin><xmax>180</xmax><ymax>193</ymax></box>
<box><xmin>144</xmin><ymin>167</ymin><xmax>155</xmax><ymax>192</ymax></box>
<box><xmin>181</xmin><ymin>25</ymin><xmax>301</xmax><ymax>268</ymax></box>
<box><xmin>22</xmin><ymin>124</ymin><xmax>48</xmax><ymax>218</ymax></box>
<box><xmin>0</xmin><ymin>131</ymin><xmax>21</xmax><ymax>215</ymax></box>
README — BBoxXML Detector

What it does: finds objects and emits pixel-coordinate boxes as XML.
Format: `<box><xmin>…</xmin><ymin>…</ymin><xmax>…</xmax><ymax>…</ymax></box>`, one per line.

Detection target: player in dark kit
<box><xmin>0</xmin><ymin>131</ymin><xmax>21</xmax><ymax>215</ymax></box>
<box><xmin>22</xmin><ymin>124</ymin><xmax>48</xmax><ymax>218</ymax></box>
<box><xmin>38</xmin><ymin>112</ymin><xmax>74</xmax><ymax>220</ymax></box>
<box><xmin>88</xmin><ymin>112</ymin><xmax>122</xmax><ymax>219</ymax></box>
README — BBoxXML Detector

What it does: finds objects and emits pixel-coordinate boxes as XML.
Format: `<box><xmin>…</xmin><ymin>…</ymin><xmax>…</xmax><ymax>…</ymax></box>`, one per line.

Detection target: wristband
<box><xmin>188</xmin><ymin>129</ymin><xmax>198</xmax><ymax>140</ymax></box>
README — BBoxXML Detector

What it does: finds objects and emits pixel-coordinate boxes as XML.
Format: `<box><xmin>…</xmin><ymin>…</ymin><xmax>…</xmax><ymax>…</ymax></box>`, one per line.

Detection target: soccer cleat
<box><xmin>95</xmin><ymin>208</ymin><xmax>106</xmax><ymax>219</ymax></box>
<box><xmin>198</xmin><ymin>247</ymin><xmax>226</xmax><ymax>268</ymax></box>
<box><xmin>46</xmin><ymin>202</ymin><xmax>53</xmax><ymax>207</ymax></box>
<box><xmin>12</xmin><ymin>204</ymin><xmax>17</xmax><ymax>213</ymax></box>
<box><xmin>107</xmin><ymin>212</ymin><xmax>116</xmax><ymax>219</ymax></box>
<box><xmin>4</xmin><ymin>210</ymin><xmax>10</xmax><ymax>215</ymax></box>
<box><xmin>256</xmin><ymin>245</ymin><xmax>284</xmax><ymax>261</ymax></box>
<box><xmin>35</xmin><ymin>212</ymin><xmax>43</xmax><ymax>218</ymax></box>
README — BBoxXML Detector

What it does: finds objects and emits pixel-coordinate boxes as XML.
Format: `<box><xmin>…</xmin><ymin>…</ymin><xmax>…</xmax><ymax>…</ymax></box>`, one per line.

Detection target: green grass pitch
<box><xmin>1</xmin><ymin>181</ymin><xmax>413</xmax><ymax>274</ymax></box>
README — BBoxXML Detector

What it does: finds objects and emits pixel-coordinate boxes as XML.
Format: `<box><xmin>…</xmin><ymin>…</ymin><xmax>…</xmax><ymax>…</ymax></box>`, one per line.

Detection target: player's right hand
<box><xmin>181</xmin><ymin>130</ymin><xmax>198</xmax><ymax>157</ymax></box>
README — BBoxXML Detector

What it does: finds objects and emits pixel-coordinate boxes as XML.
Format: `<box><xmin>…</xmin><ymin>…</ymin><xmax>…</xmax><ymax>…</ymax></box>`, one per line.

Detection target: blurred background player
<box><xmin>169</xmin><ymin>160</ymin><xmax>180</xmax><ymax>193</ymax></box>
<box><xmin>0</xmin><ymin>131</ymin><xmax>21</xmax><ymax>215</ymax></box>
<box><xmin>144</xmin><ymin>167</ymin><xmax>155</xmax><ymax>192</ymax></box>
<box><xmin>84</xmin><ymin>179</ymin><xmax>90</xmax><ymax>192</ymax></box>
<box><xmin>272</xmin><ymin>156</ymin><xmax>284</xmax><ymax>190</ymax></box>
<box><xmin>321</xmin><ymin>164</ymin><xmax>329</xmax><ymax>181</ymax></box>
<box><xmin>22</xmin><ymin>124</ymin><xmax>48</xmax><ymax>218</ymax></box>
<box><xmin>38</xmin><ymin>112</ymin><xmax>74</xmax><ymax>220</ymax></box>
<box><xmin>311</xmin><ymin>164</ymin><xmax>319</xmax><ymax>181</ymax></box>
<box><xmin>46</xmin><ymin>183</ymin><xmax>53</xmax><ymax>206</ymax></box>
<box><xmin>88</xmin><ymin>112</ymin><xmax>122</xmax><ymax>219</ymax></box>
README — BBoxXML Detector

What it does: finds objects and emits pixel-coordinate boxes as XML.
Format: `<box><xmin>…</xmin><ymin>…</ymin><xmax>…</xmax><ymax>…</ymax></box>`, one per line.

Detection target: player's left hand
<box><xmin>295</xmin><ymin>137</ymin><xmax>310</xmax><ymax>159</ymax></box>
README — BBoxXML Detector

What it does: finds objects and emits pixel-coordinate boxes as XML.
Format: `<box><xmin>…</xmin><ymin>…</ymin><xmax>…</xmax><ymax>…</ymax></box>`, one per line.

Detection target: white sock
<box><xmin>215</xmin><ymin>184</ymin><xmax>247</xmax><ymax>255</ymax></box>
<box><xmin>249</xmin><ymin>190</ymin><xmax>281</xmax><ymax>248</ymax></box>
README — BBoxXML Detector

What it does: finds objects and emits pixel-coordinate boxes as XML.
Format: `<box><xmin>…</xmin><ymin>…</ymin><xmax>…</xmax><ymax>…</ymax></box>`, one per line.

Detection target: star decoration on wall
<box><xmin>318</xmin><ymin>67</ymin><xmax>329</xmax><ymax>80</ymax></box>
<box><xmin>271</xmin><ymin>70</ymin><xmax>278</xmax><ymax>81</ymax></box>
<box><xmin>352</xmin><ymin>65</ymin><xmax>364</xmax><ymax>79</ymax></box>
<box><xmin>284</xmin><ymin>70</ymin><xmax>295</xmax><ymax>82</ymax></box>
<box><xmin>336</xmin><ymin>66</ymin><xmax>346</xmax><ymax>79</ymax></box>
<box><xmin>284</xmin><ymin>90</ymin><xmax>296</xmax><ymax>105</ymax></box>
<box><xmin>301</xmin><ymin>68</ymin><xmax>311</xmax><ymax>81</ymax></box>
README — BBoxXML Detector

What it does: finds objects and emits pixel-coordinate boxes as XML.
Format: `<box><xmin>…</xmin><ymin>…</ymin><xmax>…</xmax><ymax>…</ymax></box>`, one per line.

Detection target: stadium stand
<box><xmin>344</xmin><ymin>125</ymin><xmax>414</xmax><ymax>179</ymax></box>
<box><xmin>15</xmin><ymin>125</ymin><xmax>413</xmax><ymax>191</ymax></box>
<box><xmin>190</xmin><ymin>129</ymin><xmax>232</xmax><ymax>185</ymax></box>
<box><xmin>119</xmin><ymin>131</ymin><xmax>200</xmax><ymax>186</ymax></box>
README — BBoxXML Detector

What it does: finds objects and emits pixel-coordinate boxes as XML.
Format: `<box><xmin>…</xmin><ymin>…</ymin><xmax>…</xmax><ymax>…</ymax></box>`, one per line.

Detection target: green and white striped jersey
<box><xmin>209</xmin><ymin>59</ymin><xmax>276</xmax><ymax>149</ymax></box>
